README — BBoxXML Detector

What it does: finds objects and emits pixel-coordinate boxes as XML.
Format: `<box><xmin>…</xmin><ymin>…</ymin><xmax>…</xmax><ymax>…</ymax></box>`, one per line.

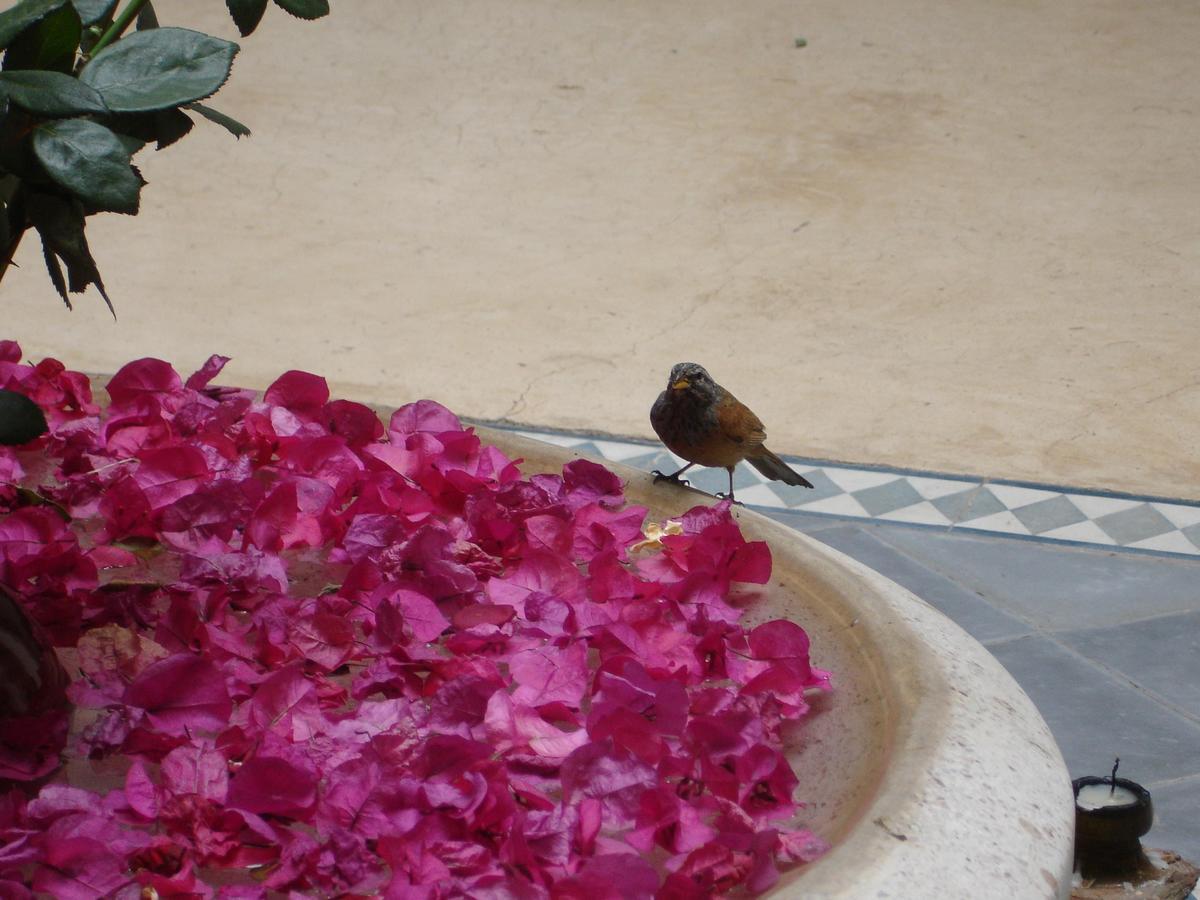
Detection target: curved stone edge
<box><xmin>776</xmin><ymin>536</ymin><xmax>1076</xmax><ymax>898</ymax></box>
<box><xmin>479</xmin><ymin>425</ymin><xmax>1076</xmax><ymax>899</ymax></box>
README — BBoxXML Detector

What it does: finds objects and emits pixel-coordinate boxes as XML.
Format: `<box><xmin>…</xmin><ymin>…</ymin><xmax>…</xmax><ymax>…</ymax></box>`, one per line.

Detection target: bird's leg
<box><xmin>715</xmin><ymin>467</ymin><xmax>743</xmax><ymax>505</ymax></box>
<box><xmin>652</xmin><ymin>462</ymin><xmax>695</xmax><ymax>486</ymax></box>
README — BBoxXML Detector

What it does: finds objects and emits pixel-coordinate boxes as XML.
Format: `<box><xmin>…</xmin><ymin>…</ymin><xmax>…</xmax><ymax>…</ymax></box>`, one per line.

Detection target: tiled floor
<box><xmin>510</xmin><ymin>431</ymin><xmax>1200</xmax><ymax>558</ymax></box>
<box><xmin>503</xmin><ymin>426</ymin><xmax>1200</xmax><ymax>867</ymax></box>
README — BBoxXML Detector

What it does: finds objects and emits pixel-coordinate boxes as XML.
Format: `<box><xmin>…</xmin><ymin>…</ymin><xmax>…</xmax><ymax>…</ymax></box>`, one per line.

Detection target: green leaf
<box><xmin>111</xmin><ymin>130</ymin><xmax>144</xmax><ymax>155</ymax></box>
<box><xmin>135</xmin><ymin>0</ymin><xmax>156</xmax><ymax>30</ymax></box>
<box><xmin>32</xmin><ymin>117</ymin><xmax>141</xmax><ymax>212</ymax></box>
<box><xmin>26</xmin><ymin>190</ymin><xmax>112</xmax><ymax>312</ymax></box>
<box><xmin>187</xmin><ymin>100</ymin><xmax>249</xmax><ymax>138</ymax></box>
<box><xmin>0</xmin><ymin>69</ymin><xmax>107</xmax><ymax>115</ymax></box>
<box><xmin>0</xmin><ymin>174</ymin><xmax>20</xmax><ymax>205</ymax></box>
<box><xmin>272</xmin><ymin>0</ymin><xmax>328</xmax><ymax>21</ymax></box>
<box><xmin>102</xmin><ymin>108</ymin><xmax>188</xmax><ymax>150</ymax></box>
<box><xmin>41</xmin><ymin>232</ymin><xmax>69</xmax><ymax>301</ymax></box>
<box><xmin>78</xmin><ymin>26</ymin><xmax>238</xmax><ymax>113</ymax></box>
<box><xmin>70</xmin><ymin>0</ymin><xmax>116</xmax><ymax>26</ymax></box>
<box><xmin>0</xmin><ymin>104</ymin><xmax>40</xmax><ymax>179</ymax></box>
<box><xmin>0</xmin><ymin>181</ymin><xmax>23</xmax><ymax>281</ymax></box>
<box><xmin>0</xmin><ymin>205</ymin><xmax>10</xmax><ymax>264</ymax></box>
<box><xmin>0</xmin><ymin>388</ymin><xmax>48</xmax><ymax>445</ymax></box>
<box><xmin>143</xmin><ymin>106</ymin><xmax>189</xmax><ymax>148</ymax></box>
<box><xmin>226</xmin><ymin>0</ymin><xmax>267</xmax><ymax>37</ymax></box>
<box><xmin>2</xmin><ymin>2</ymin><xmax>80</xmax><ymax>72</ymax></box>
<box><xmin>0</xmin><ymin>0</ymin><xmax>66</xmax><ymax>50</ymax></box>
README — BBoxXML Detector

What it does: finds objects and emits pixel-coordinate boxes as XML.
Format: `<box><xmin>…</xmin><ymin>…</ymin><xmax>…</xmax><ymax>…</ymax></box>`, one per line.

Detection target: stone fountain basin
<box><xmin>484</xmin><ymin>426</ymin><xmax>1076</xmax><ymax>899</ymax></box>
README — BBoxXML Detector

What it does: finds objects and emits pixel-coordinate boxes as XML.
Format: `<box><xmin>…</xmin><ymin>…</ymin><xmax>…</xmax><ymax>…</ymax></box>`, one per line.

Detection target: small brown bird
<box><xmin>650</xmin><ymin>362</ymin><xmax>813</xmax><ymax>502</ymax></box>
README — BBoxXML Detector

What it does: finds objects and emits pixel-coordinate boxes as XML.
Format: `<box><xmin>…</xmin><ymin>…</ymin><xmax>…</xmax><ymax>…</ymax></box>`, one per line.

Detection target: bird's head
<box><xmin>666</xmin><ymin>362</ymin><xmax>717</xmax><ymax>398</ymax></box>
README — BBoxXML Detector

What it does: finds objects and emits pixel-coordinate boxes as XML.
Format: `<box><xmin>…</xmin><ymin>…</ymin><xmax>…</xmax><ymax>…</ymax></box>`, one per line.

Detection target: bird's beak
<box><xmin>671</xmin><ymin>379</ymin><xmax>689</xmax><ymax>391</ymax></box>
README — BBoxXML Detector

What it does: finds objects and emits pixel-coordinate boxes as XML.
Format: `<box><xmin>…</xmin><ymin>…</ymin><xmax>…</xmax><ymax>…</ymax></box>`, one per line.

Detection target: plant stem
<box><xmin>87</xmin><ymin>0</ymin><xmax>151</xmax><ymax>58</ymax></box>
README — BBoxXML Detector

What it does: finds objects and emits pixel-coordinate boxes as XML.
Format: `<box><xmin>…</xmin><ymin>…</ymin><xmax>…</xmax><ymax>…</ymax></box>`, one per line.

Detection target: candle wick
<box><xmin>1110</xmin><ymin>757</ymin><xmax>1120</xmax><ymax>795</ymax></box>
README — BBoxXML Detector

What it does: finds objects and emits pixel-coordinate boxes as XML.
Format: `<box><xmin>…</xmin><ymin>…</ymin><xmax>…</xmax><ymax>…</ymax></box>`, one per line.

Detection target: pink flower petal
<box><xmin>324</xmin><ymin>399</ymin><xmax>384</xmax><ymax>446</ymax></box>
<box><xmin>227</xmin><ymin>752</ymin><xmax>318</xmax><ymax>817</ymax></box>
<box><xmin>561</xmin><ymin>459</ymin><xmax>625</xmax><ymax>511</ymax></box>
<box><xmin>262</xmin><ymin>370</ymin><xmax>330</xmax><ymax>416</ymax></box>
<box><xmin>395</xmin><ymin>587</ymin><xmax>453</xmax><ymax>643</ymax></box>
<box><xmin>106</xmin><ymin>358</ymin><xmax>182</xmax><ymax>406</ymax></box>
<box><xmin>552</xmin><ymin>853</ymin><xmax>659</xmax><ymax>899</ymax></box>
<box><xmin>184</xmin><ymin>354</ymin><xmax>231</xmax><ymax>391</ymax></box>
<box><xmin>132</xmin><ymin>445</ymin><xmax>210</xmax><ymax>511</ymax></box>
<box><xmin>4</xmin><ymin>356</ymin><xmax>831</xmax><ymax>895</ymax></box>
<box><xmin>241</xmin><ymin>664</ymin><xmax>324</xmax><ymax>742</ymax></box>
<box><xmin>161</xmin><ymin>741</ymin><xmax>230</xmax><ymax>803</ymax></box>
<box><xmin>388</xmin><ymin>400</ymin><xmax>462</xmax><ymax>435</ymax></box>
<box><xmin>123</xmin><ymin>759</ymin><xmax>158</xmax><ymax>819</ymax></box>
<box><xmin>123</xmin><ymin>654</ymin><xmax>232</xmax><ymax>737</ymax></box>
<box><xmin>509</xmin><ymin>641</ymin><xmax>587</xmax><ymax>707</ymax></box>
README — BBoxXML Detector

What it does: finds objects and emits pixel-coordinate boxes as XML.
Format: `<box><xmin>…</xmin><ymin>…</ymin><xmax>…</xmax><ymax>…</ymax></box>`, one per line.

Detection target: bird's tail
<box><xmin>748</xmin><ymin>448</ymin><xmax>814</xmax><ymax>488</ymax></box>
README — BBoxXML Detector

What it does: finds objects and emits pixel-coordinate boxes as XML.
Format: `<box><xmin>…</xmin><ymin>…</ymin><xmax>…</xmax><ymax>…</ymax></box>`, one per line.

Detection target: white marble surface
<box><xmin>781</xmin><ymin>538</ymin><xmax>1076</xmax><ymax>898</ymax></box>
<box><xmin>487</xmin><ymin>427</ymin><xmax>1077</xmax><ymax>899</ymax></box>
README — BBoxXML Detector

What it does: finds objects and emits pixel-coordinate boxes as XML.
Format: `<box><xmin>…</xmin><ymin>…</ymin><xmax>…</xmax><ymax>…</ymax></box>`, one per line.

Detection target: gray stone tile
<box><xmin>1011</xmin><ymin>495</ymin><xmax>1087</xmax><ymax>535</ymax></box>
<box><xmin>628</xmin><ymin>452</ymin><xmax>791</xmax><ymax>497</ymax></box>
<box><xmin>1095</xmin><ymin>503</ymin><xmax>1176</xmax><ymax>545</ymax></box>
<box><xmin>640</xmin><ymin>450</ymin><xmax>688</xmax><ymax>476</ymax></box>
<box><xmin>1059</xmin><ymin>610</ymin><xmax>1200</xmax><ymax>716</ymax></box>
<box><xmin>1183</xmin><ymin>522</ymin><xmax>1200</xmax><ymax>551</ymax></box>
<box><xmin>685</xmin><ymin>465</ymin><xmax>736</xmax><ymax>495</ymax></box>
<box><xmin>803</xmin><ymin>524</ymin><xmax>1031</xmax><ymax>644</ymax></box>
<box><xmin>851</xmin><ymin>478</ymin><xmax>923</xmax><ymax>517</ymax></box>
<box><xmin>734</xmin><ymin>464</ymin><xmax>768</xmax><ymax>491</ymax></box>
<box><xmin>623</xmin><ymin>450</ymin><xmax>672</xmax><ymax>471</ymax></box>
<box><xmin>570</xmin><ymin>440</ymin><xmax>602</xmax><ymax>460</ymax></box>
<box><xmin>757</xmin><ymin>511</ymin><xmax>1200</xmax><ymax>852</ymax></box>
<box><xmin>987</xmin><ymin>635</ymin><xmax>1200</xmax><ymax>787</ymax></box>
<box><xmin>759</xmin><ymin>507</ymin><xmax>852</xmax><ymax>537</ymax></box>
<box><xmin>932</xmin><ymin>485</ymin><xmax>1006</xmax><ymax>523</ymax></box>
<box><xmin>1143</xmin><ymin>773</ymin><xmax>1200</xmax><ymax>866</ymax></box>
<box><xmin>776</xmin><ymin>467</ymin><xmax>845</xmax><ymax>506</ymax></box>
<box><xmin>765</xmin><ymin>479</ymin><xmax>825</xmax><ymax>507</ymax></box>
<box><xmin>877</xmin><ymin>526</ymin><xmax>1200</xmax><ymax>630</ymax></box>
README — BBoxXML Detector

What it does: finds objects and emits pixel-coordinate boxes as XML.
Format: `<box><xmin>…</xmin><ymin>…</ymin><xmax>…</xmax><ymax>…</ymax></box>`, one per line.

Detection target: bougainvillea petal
<box><xmin>551</xmin><ymin>853</ymin><xmax>660</xmax><ymax>899</ymax></box>
<box><xmin>387</xmin><ymin>587</ymin><xmax>451</xmax><ymax>644</ymax></box>
<box><xmin>124</xmin><ymin>654</ymin><xmax>233</xmax><ymax>736</ymax></box>
<box><xmin>240</xmin><ymin>664</ymin><xmax>325</xmax><ymax>742</ymax></box>
<box><xmin>31</xmin><ymin>835</ymin><xmax>131</xmax><ymax>898</ymax></box>
<box><xmin>106</xmin><ymin>358</ymin><xmax>182</xmax><ymax>406</ymax></box>
<box><xmin>387</xmin><ymin>400</ymin><xmax>462</xmax><ymax>436</ymax></box>
<box><xmin>509</xmin><ymin>641</ymin><xmax>587</xmax><ymax>707</ymax></box>
<box><xmin>160</xmin><ymin>741</ymin><xmax>230</xmax><ymax>803</ymax></box>
<box><xmin>183</xmin><ymin>354</ymin><xmax>231</xmax><ymax>391</ymax></box>
<box><xmin>132</xmin><ymin>445</ymin><xmax>210</xmax><ymax>511</ymax></box>
<box><xmin>324</xmin><ymin>399</ymin><xmax>385</xmax><ymax>447</ymax></box>
<box><xmin>124</xmin><ymin>759</ymin><xmax>159</xmax><ymax>819</ymax></box>
<box><xmin>227</xmin><ymin>752</ymin><xmax>318</xmax><ymax>817</ymax></box>
<box><xmin>0</xmin><ymin>355</ymin><xmax>830</xmax><ymax>896</ymax></box>
<box><xmin>262</xmin><ymin>370</ymin><xmax>330</xmax><ymax>417</ymax></box>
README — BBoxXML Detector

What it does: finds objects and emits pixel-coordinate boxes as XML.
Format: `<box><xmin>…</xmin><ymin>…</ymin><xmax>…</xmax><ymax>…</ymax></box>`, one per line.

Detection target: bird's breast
<box><xmin>651</xmin><ymin>393</ymin><xmax>742</xmax><ymax>467</ymax></box>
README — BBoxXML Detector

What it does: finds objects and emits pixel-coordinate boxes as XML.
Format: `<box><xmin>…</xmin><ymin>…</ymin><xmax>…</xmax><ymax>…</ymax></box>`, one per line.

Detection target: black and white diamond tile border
<box><xmin>497</xmin><ymin>427</ymin><xmax>1200</xmax><ymax>559</ymax></box>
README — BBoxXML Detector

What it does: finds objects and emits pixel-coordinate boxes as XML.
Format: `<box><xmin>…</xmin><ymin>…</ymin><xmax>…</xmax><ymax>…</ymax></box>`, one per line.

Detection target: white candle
<box><xmin>1076</xmin><ymin>783</ymin><xmax>1139</xmax><ymax>810</ymax></box>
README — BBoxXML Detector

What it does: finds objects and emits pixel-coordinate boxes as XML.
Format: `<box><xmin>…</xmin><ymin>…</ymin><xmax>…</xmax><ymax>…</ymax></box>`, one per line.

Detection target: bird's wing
<box><xmin>716</xmin><ymin>393</ymin><xmax>767</xmax><ymax>447</ymax></box>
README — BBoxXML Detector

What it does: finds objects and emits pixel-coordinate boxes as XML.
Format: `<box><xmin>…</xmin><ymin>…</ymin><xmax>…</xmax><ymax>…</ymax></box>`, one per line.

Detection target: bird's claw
<box><xmin>714</xmin><ymin>492</ymin><xmax>743</xmax><ymax>506</ymax></box>
<box><xmin>652</xmin><ymin>470</ymin><xmax>690</xmax><ymax>487</ymax></box>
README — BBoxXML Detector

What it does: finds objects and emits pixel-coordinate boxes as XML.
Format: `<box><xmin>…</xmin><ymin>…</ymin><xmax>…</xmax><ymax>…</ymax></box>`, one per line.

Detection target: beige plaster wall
<box><xmin>6</xmin><ymin>0</ymin><xmax>1199</xmax><ymax>497</ymax></box>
